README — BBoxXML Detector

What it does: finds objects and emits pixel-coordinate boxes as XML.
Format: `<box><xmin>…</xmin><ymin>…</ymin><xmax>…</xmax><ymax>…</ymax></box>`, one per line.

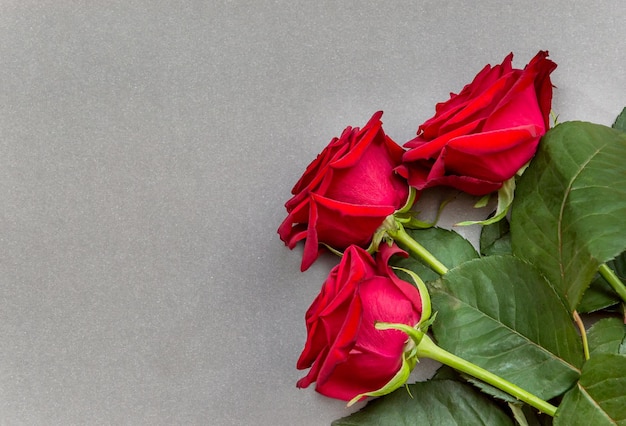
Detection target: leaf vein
<box><xmin>576</xmin><ymin>382</ymin><xmax>619</xmax><ymax>425</ymax></box>
<box><xmin>557</xmin><ymin>143</ymin><xmax>608</xmax><ymax>284</ymax></box>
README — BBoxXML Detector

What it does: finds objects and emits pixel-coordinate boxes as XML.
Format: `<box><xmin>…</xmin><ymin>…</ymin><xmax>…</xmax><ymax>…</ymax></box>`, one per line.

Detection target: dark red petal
<box><xmin>314</xmin><ymin>348</ymin><xmax>403</xmax><ymax>401</ymax></box>
<box><xmin>315</xmin><ymin>289</ymin><xmax>363</xmax><ymax>391</ymax></box>
<box><xmin>423</xmin><ymin>174</ymin><xmax>503</xmax><ymax>196</ymax></box>
<box><xmin>311</xmin><ymin>193</ymin><xmax>395</xmax><ymax>249</ymax></box>
<box><xmin>300</xmin><ymin>197</ymin><xmax>323</xmax><ymax>271</ymax></box>
<box><xmin>443</xmin><ymin>125</ymin><xmax>541</xmax><ymax>182</ymax></box>
<box><xmin>403</xmin><ymin>120</ymin><xmax>482</xmax><ymax>161</ymax></box>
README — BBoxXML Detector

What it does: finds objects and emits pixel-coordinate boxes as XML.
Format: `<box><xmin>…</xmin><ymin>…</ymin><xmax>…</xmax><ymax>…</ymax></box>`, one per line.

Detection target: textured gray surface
<box><xmin>1</xmin><ymin>1</ymin><xmax>624</xmax><ymax>424</ymax></box>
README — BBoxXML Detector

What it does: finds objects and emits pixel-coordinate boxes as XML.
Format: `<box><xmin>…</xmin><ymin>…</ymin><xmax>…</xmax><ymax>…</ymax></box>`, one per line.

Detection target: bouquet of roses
<box><xmin>278</xmin><ymin>51</ymin><xmax>626</xmax><ymax>425</ymax></box>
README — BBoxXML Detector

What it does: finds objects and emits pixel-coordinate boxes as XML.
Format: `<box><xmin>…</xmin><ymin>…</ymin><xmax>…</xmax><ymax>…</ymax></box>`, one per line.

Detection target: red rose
<box><xmin>296</xmin><ymin>243</ymin><xmax>423</xmax><ymax>401</ymax></box>
<box><xmin>398</xmin><ymin>51</ymin><xmax>557</xmax><ymax>196</ymax></box>
<box><xmin>278</xmin><ymin>111</ymin><xmax>409</xmax><ymax>271</ymax></box>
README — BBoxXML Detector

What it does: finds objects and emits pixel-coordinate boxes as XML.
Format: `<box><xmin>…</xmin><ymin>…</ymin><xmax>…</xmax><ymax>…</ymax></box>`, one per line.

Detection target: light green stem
<box><xmin>388</xmin><ymin>225</ymin><xmax>449</xmax><ymax>276</ymax></box>
<box><xmin>572</xmin><ymin>310</ymin><xmax>590</xmax><ymax>361</ymax></box>
<box><xmin>599</xmin><ymin>263</ymin><xmax>626</xmax><ymax>303</ymax></box>
<box><xmin>415</xmin><ymin>334</ymin><xmax>557</xmax><ymax>417</ymax></box>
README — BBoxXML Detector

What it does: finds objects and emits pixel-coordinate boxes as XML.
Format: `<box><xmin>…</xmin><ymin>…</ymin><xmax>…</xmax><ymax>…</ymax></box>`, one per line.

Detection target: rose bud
<box><xmin>398</xmin><ymin>51</ymin><xmax>557</xmax><ymax>196</ymax></box>
<box><xmin>296</xmin><ymin>243</ymin><xmax>423</xmax><ymax>402</ymax></box>
<box><xmin>278</xmin><ymin>111</ymin><xmax>410</xmax><ymax>271</ymax></box>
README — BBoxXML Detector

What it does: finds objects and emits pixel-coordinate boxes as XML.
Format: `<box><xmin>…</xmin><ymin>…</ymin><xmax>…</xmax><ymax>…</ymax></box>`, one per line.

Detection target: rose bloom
<box><xmin>278</xmin><ymin>111</ymin><xmax>409</xmax><ymax>271</ymax></box>
<box><xmin>398</xmin><ymin>51</ymin><xmax>557</xmax><ymax>196</ymax></box>
<box><xmin>296</xmin><ymin>243</ymin><xmax>423</xmax><ymax>401</ymax></box>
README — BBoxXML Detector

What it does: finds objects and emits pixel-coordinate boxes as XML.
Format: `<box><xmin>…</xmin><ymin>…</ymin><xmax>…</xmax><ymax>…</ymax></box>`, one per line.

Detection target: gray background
<box><xmin>1</xmin><ymin>1</ymin><xmax>624</xmax><ymax>424</ymax></box>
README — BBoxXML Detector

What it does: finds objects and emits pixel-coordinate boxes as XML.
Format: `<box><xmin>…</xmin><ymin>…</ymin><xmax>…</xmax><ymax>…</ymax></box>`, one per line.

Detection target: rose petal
<box><xmin>443</xmin><ymin>125</ymin><xmax>541</xmax><ymax>182</ymax></box>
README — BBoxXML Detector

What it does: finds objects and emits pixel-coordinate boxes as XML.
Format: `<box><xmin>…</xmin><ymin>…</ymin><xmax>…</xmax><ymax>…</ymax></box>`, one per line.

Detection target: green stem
<box><xmin>599</xmin><ymin>263</ymin><xmax>626</xmax><ymax>303</ymax></box>
<box><xmin>388</xmin><ymin>224</ymin><xmax>449</xmax><ymax>276</ymax></box>
<box><xmin>415</xmin><ymin>334</ymin><xmax>557</xmax><ymax>417</ymax></box>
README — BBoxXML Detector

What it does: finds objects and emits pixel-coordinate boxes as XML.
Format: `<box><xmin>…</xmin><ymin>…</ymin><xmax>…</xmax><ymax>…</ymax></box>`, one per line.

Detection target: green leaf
<box><xmin>577</xmin><ymin>274</ymin><xmax>621</xmax><ymax>313</ymax></box>
<box><xmin>461</xmin><ymin>374</ymin><xmax>518</xmax><ymax>404</ymax></box>
<box><xmin>511</xmin><ymin>121</ymin><xmax>626</xmax><ymax>310</ymax></box>
<box><xmin>332</xmin><ymin>380</ymin><xmax>514</xmax><ymax>426</ymax></box>
<box><xmin>515</xmin><ymin>404</ymin><xmax>554</xmax><ymax>426</ymax></box>
<box><xmin>480</xmin><ymin>215</ymin><xmax>512</xmax><ymax>256</ymax></box>
<box><xmin>609</xmin><ymin>250</ymin><xmax>626</xmax><ymax>279</ymax></box>
<box><xmin>613</xmin><ymin>107</ymin><xmax>626</xmax><ymax>132</ymax></box>
<box><xmin>432</xmin><ymin>367</ymin><xmax>532</xmax><ymax>410</ymax></box>
<box><xmin>554</xmin><ymin>354</ymin><xmax>626</xmax><ymax>425</ymax></box>
<box><xmin>580</xmin><ymin>252</ymin><xmax>626</xmax><ymax>313</ymax></box>
<box><xmin>430</xmin><ymin>256</ymin><xmax>583</xmax><ymax>400</ymax></box>
<box><xmin>587</xmin><ymin>317</ymin><xmax>626</xmax><ymax>357</ymax></box>
<box><xmin>431</xmin><ymin>364</ymin><xmax>461</xmax><ymax>381</ymax></box>
<box><xmin>390</xmin><ymin>227</ymin><xmax>479</xmax><ymax>283</ymax></box>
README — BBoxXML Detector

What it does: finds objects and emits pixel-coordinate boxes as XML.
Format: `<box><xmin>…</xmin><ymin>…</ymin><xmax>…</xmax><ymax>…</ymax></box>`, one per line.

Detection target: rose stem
<box><xmin>572</xmin><ymin>310</ymin><xmax>590</xmax><ymax>361</ymax></box>
<box><xmin>388</xmin><ymin>225</ymin><xmax>449</xmax><ymax>276</ymax></box>
<box><xmin>598</xmin><ymin>263</ymin><xmax>626</xmax><ymax>304</ymax></box>
<box><xmin>415</xmin><ymin>334</ymin><xmax>558</xmax><ymax>417</ymax></box>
